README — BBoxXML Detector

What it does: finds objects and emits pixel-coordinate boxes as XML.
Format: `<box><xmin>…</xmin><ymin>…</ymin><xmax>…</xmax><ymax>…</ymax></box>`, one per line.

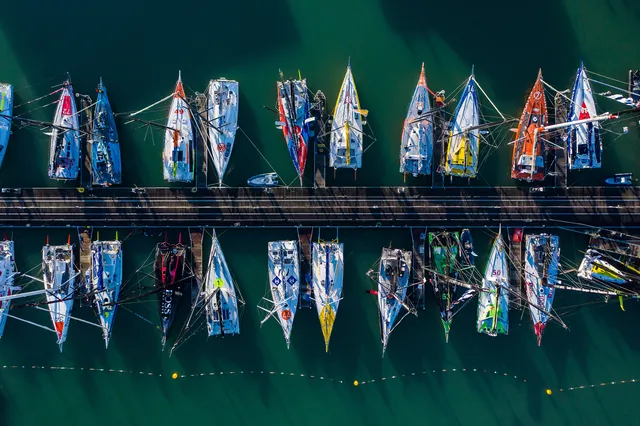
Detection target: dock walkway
<box><xmin>189</xmin><ymin>228</ymin><xmax>204</xmax><ymax>307</ymax></box>
<box><xmin>297</xmin><ymin>227</ymin><xmax>314</xmax><ymax>308</ymax></box>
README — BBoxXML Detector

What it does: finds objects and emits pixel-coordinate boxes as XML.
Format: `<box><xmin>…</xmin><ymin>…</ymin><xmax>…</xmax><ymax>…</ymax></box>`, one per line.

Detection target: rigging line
<box><xmin>237</xmin><ymin>127</ymin><xmax>282</xmax><ymax>180</ymax></box>
<box><xmin>589</xmin><ymin>77</ymin><xmax>638</xmax><ymax>98</ymax></box>
<box><xmin>542</xmin><ymin>81</ymin><xmax>571</xmax><ymax>102</ymax></box>
<box><xmin>587</xmin><ymin>69</ymin><xmax>630</xmax><ymax>86</ymax></box>
<box><xmin>13</xmin><ymin>99</ymin><xmax>60</xmax><ymax>119</ymax></box>
<box><xmin>12</xmin><ymin>88</ymin><xmax>64</xmax><ymax>110</ymax></box>
<box><xmin>124</xmin><ymin>92</ymin><xmax>175</xmax><ymax>117</ymax></box>
<box><xmin>474</xmin><ymin>78</ymin><xmax>505</xmax><ymax>120</ymax></box>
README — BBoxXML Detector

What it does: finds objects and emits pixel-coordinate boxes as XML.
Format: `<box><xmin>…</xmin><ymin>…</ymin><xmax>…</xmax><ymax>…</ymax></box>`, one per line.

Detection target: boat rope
<box><xmin>12</xmin><ymin>87</ymin><xmax>63</xmax><ymax>110</ymax></box>
<box><xmin>589</xmin><ymin>77</ymin><xmax>636</xmax><ymax>98</ymax></box>
<box><xmin>237</xmin><ymin>127</ymin><xmax>282</xmax><ymax>180</ymax></box>
<box><xmin>0</xmin><ymin>364</ymin><xmax>161</xmax><ymax>377</ymax></box>
<box><xmin>120</xmin><ymin>305</ymin><xmax>160</xmax><ymax>330</ymax></box>
<box><xmin>542</xmin><ymin>80</ymin><xmax>572</xmax><ymax>102</ymax></box>
<box><xmin>587</xmin><ymin>69</ymin><xmax>631</xmax><ymax>86</ymax></box>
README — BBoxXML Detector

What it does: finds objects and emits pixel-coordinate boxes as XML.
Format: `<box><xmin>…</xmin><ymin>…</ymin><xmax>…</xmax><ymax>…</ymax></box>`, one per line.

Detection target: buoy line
<box><xmin>558</xmin><ymin>378</ymin><xmax>638</xmax><ymax>392</ymax></box>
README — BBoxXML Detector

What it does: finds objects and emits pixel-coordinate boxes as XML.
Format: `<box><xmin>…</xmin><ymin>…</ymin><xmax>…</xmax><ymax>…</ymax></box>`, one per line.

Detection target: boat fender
<box><xmin>77</xmin><ymin>187</ymin><xmax>85</xmax><ymax>193</ymax></box>
<box><xmin>376</xmin><ymin>222</ymin><xmax>381</xmax><ymax>227</ymax></box>
<box><xmin>191</xmin><ymin>187</ymin><xmax>197</xmax><ymax>193</ymax></box>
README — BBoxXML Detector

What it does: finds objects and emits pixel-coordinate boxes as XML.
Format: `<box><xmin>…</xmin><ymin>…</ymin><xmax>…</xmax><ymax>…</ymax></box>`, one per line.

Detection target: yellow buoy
<box><xmin>172</xmin><ymin>373</ymin><xmax>179</xmax><ymax>380</ymax></box>
<box><xmin>353</xmin><ymin>380</ymin><xmax>359</xmax><ymax>387</ymax></box>
<box><xmin>545</xmin><ymin>389</ymin><xmax>552</xmax><ymax>395</ymax></box>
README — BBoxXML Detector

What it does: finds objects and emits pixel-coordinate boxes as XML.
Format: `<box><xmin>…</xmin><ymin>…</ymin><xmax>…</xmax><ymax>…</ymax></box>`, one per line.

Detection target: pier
<box><xmin>409</xmin><ymin>227</ymin><xmax>427</xmax><ymax>309</ymax></box>
<box><xmin>507</xmin><ymin>227</ymin><xmax>524</xmax><ymax>310</ymax></box>
<box><xmin>0</xmin><ymin>186</ymin><xmax>638</xmax><ymax>228</ymax></box>
<box><xmin>194</xmin><ymin>94</ymin><xmax>209</xmax><ymax>189</ymax></box>
<box><xmin>297</xmin><ymin>227</ymin><xmax>314</xmax><ymax>308</ymax></box>
<box><xmin>552</xmin><ymin>92</ymin><xmax>569</xmax><ymax>189</ymax></box>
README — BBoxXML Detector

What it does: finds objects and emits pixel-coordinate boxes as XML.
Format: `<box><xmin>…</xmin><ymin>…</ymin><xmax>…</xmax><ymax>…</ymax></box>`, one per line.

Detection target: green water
<box><xmin>1</xmin><ymin>0</ymin><xmax>640</xmax><ymax>424</ymax></box>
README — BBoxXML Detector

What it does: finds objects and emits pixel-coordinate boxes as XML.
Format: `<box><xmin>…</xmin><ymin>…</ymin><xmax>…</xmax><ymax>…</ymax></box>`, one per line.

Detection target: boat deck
<box><xmin>297</xmin><ymin>227</ymin><xmax>314</xmax><ymax>308</ymax></box>
<box><xmin>194</xmin><ymin>94</ymin><xmax>209</xmax><ymax>189</ymax></box>
<box><xmin>409</xmin><ymin>227</ymin><xmax>427</xmax><ymax>309</ymax></box>
<box><xmin>507</xmin><ymin>227</ymin><xmax>524</xmax><ymax>310</ymax></box>
<box><xmin>552</xmin><ymin>92</ymin><xmax>569</xmax><ymax>189</ymax></box>
<box><xmin>312</xmin><ymin>91</ymin><xmax>328</xmax><ymax>189</ymax></box>
<box><xmin>189</xmin><ymin>228</ymin><xmax>204</xmax><ymax>307</ymax></box>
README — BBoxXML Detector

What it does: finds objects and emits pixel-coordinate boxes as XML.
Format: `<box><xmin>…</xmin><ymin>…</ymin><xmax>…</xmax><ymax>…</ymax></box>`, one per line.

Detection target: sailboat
<box><xmin>155</xmin><ymin>235</ymin><xmax>186</xmax><ymax>348</ymax></box>
<box><xmin>206</xmin><ymin>78</ymin><xmax>238</xmax><ymax>186</ymax></box>
<box><xmin>577</xmin><ymin>249</ymin><xmax>634</xmax><ymax>286</ymax></box>
<box><xmin>43</xmin><ymin>238</ymin><xmax>76</xmax><ymax>351</ymax></box>
<box><xmin>523</xmin><ymin>233</ymin><xmax>559</xmax><ymax>345</ymax></box>
<box><xmin>276</xmin><ymin>71</ymin><xmax>312</xmax><ymax>186</ymax></box>
<box><xmin>375</xmin><ymin>246</ymin><xmax>413</xmax><ymax>355</ymax></box>
<box><xmin>428</xmin><ymin>231</ymin><xmax>477</xmax><ymax>342</ymax></box>
<box><xmin>204</xmin><ymin>229</ymin><xmax>241</xmax><ymax>336</ymax></box>
<box><xmin>0</xmin><ymin>82</ymin><xmax>13</xmax><ymax>170</ymax></box>
<box><xmin>311</xmin><ymin>240</ymin><xmax>344</xmax><ymax>351</ymax></box>
<box><xmin>86</xmin><ymin>236</ymin><xmax>123</xmax><ymax>348</ymax></box>
<box><xmin>260</xmin><ymin>240</ymin><xmax>300</xmax><ymax>348</ymax></box>
<box><xmin>511</xmin><ymin>70</ymin><xmax>547</xmax><ymax>182</ymax></box>
<box><xmin>400</xmin><ymin>63</ymin><xmax>433</xmax><ymax>178</ymax></box>
<box><xmin>445</xmin><ymin>73</ymin><xmax>480</xmax><ymax>178</ymax></box>
<box><xmin>0</xmin><ymin>240</ymin><xmax>17</xmax><ymax>338</ymax></box>
<box><xmin>91</xmin><ymin>79</ymin><xmax>122</xmax><ymax>185</ymax></box>
<box><xmin>48</xmin><ymin>79</ymin><xmax>80</xmax><ymax>180</ymax></box>
<box><xmin>567</xmin><ymin>62</ymin><xmax>602</xmax><ymax>170</ymax></box>
<box><xmin>477</xmin><ymin>229</ymin><xmax>509</xmax><ymax>336</ymax></box>
<box><xmin>330</xmin><ymin>61</ymin><xmax>366</xmax><ymax>173</ymax></box>
<box><xmin>163</xmin><ymin>72</ymin><xmax>194</xmax><ymax>183</ymax></box>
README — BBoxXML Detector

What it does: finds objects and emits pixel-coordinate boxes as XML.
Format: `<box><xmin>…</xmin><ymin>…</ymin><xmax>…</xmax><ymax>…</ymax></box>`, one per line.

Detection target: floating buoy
<box><xmin>191</xmin><ymin>187</ymin><xmax>197</xmax><ymax>193</ymax></box>
<box><xmin>172</xmin><ymin>372</ymin><xmax>179</xmax><ymax>380</ymax></box>
<box><xmin>545</xmin><ymin>389</ymin><xmax>552</xmax><ymax>395</ymax></box>
<box><xmin>353</xmin><ymin>380</ymin><xmax>359</xmax><ymax>387</ymax></box>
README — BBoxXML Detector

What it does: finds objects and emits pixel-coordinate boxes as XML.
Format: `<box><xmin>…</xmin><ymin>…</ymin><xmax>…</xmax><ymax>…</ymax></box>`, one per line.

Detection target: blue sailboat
<box><xmin>91</xmin><ymin>79</ymin><xmax>122</xmax><ymax>185</ymax></box>
<box><xmin>0</xmin><ymin>83</ymin><xmax>13</xmax><ymax>170</ymax></box>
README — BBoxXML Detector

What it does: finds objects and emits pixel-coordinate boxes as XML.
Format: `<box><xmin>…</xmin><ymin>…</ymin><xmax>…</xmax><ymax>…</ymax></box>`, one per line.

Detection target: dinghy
<box><xmin>477</xmin><ymin>229</ymin><xmax>509</xmax><ymax>336</ymax></box>
<box><xmin>87</xmin><ymin>238</ymin><xmax>122</xmax><ymax>348</ymax></box>
<box><xmin>207</xmin><ymin>79</ymin><xmax>238</xmax><ymax>186</ymax></box>
<box><xmin>163</xmin><ymin>72</ymin><xmax>194</xmax><ymax>183</ymax></box>
<box><xmin>604</xmin><ymin>173</ymin><xmax>633</xmax><ymax>186</ymax></box>
<box><xmin>445</xmin><ymin>74</ymin><xmax>480</xmax><ymax>178</ymax></box>
<box><xmin>204</xmin><ymin>229</ymin><xmax>241</xmax><ymax>336</ymax></box>
<box><xmin>262</xmin><ymin>240</ymin><xmax>300</xmax><ymax>348</ymax></box>
<box><xmin>511</xmin><ymin>70</ymin><xmax>547</xmax><ymax>182</ymax></box>
<box><xmin>0</xmin><ymin>83</ymin><xmax>13</xmax><ymax>170</ymax></box>
<box><xmin>524</xmin><ymin>233</ymin><xmax>559</xmax><ymax>345</ymax></box>
<box><xmin>0</xmin><ymin>240</ymin><xmax>17</xmax><ymax>338</ymax></box>
<box><xmin>277</xmin><ymin>71</ymin><xmax>312</xmax><ymax>186</ymax></box>
<box><xmin>578</xmin><ymin>249</ymin><xmax>631</xmax><ymax>286</ymax></box>
<box><xmin>567</xmin><ymin>62</ymin><xmax>602</xmax><ymax>170</ymax></box>
<box><xmin>330</xmin><ymin>61</ymin><xmax>366</xmax><ymax>173</ymax></box>
<box><xmin>91</xmin><ymin>79</ymin><xmax>122</xmax><ymax>185</ymax></box>
<box><xmin>155</xmin><ymin>235</ymin><xmax>186</xmax><ymax>348</ymax></box>
<box><xmin>48</xmin><ymin>80</ymin><xmax>80</xmax><ymax>180</ymax></box>
<box><xmin>311</xmin><ymin>240</ymin><xmax>344</xmax><ymax>351</ymax></box>
<box><xmin>43</xmin><ymin>240</ymin><xmax>76</xmax><ymax>352</ymax></box>
<box><xmin>375</xmin><ymin>246</ymin><xmax>412</xmax><ymax>355</ymax></box>
<box><xmin>247</xmin><ymin>172</ymin><xmax>279</xmax><ymax>187</ymax></box>
<box><xmin>400</xmin><ymin>63</ymin><xmax>432</xmax><ymax>178</ymax></box>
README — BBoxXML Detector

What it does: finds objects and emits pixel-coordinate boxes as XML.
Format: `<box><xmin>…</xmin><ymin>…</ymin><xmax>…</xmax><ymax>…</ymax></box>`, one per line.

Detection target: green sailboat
<box><xmin>476</xmin><ymin>228</ymin><xmax>509</xmax><ymax>336</ymax></box>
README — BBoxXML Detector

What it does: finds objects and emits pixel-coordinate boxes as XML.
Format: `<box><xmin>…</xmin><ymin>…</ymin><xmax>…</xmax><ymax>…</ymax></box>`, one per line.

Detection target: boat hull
<box><xmin>429</xmin><ymin>231</ymin><xmax>460</xmax><ymax>341</ymax></box>
<box><xmin>267</xmin><ymin>240</ymin><xmax>300</xmax><ymax>346</ymax></box>
<box><xmin>163</xmin><ymin>76</ymin><xmax>194</xmax><ymax>183</ymax></box>
<box><xmin>400</xmin><ymin>65</ymin><xmax>432</xmax><ymax>176</ymax></box>
<box><xmin>377</xmin><ymin>247</ymin><xmax>412</xmax><ymax>353</ymax></box>
<box><xmin>330</xmin><ymin>65</ymin><xmax>363</xmax><ymax>170</ymax></box>
<box><xmin>88</xmin><ymin>241</ymin><xmax>123</xmax><ymax>348</ymax></box>
<box><xmin>207</xmin><ymin>79</ymin><xmax>238</xmax><ymax>183</ymax></box>
<box><xmin>91</xmin><ymin>81</ymin><xmax>122</xmax><ymax>185</ymax></box>
<box><xmin>0</xmin><ymin>83</ymin><xmax>13</xmax><ymax>171</ymax></box>
<box><xmin>524</xmin><ymin>234</ymin><xmax>559</xmax><ymax>345</ymax></box>
<box><xmin>49</xmin><ymin>83</ymin><xmax>80</xmax><ymax>180</ymax></box>
<box><xmin>155</xmin><ymin>241</ymin><xmax>186</xmax><ymax>345</ymax></box>
<box><xmin>247</xmin><ymin>172</ymin><xmax>279</xmax><ymax>187</ymax></box>
<box><xmin>567</xmin><ymin>63</ymin><xmax>602</xmax><ymax>170</ymax></box>
<box><xmin>277</xmin><ymin>78</ymin><xmax>310</xmax><ymax>183</ymax></box>
<box><xmin>43</xmin><ymin>244</ymin><xmax>75</xmax><ymax>350</ymax></box>
<box><xmin>205</xmin><ymin>230</ymin><xmax>240</xmax><ymax>336</ymax></box>
<box><xmin>311</xmin><ymin>241</ymin><xmax>344</xmax><ymax>351</ymax></box>
<box><xmin>511</xmin><ymin>71</ymin><xmax>547</xmax><ymax>181</ymax></box>
<box><xmin>445</xmin><ymin>76</ymin><xmax>480</xmax><ymax>178</ymax></box>
<box><xmin>477</xmin><ymin>232</ymin><xmax>509</xmax><ymax>336</ymax></box>
<box><xmin>0</xmin><ymin>241</ymin><xmax>16</xmax><ymax>338</ymax></box>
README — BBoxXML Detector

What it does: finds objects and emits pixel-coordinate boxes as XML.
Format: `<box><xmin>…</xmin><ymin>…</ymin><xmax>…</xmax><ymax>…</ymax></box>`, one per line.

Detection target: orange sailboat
<box><xmin>511</xmin><ymin>70</ymin><xmax>547</xmax><ymax>181</ymax></box>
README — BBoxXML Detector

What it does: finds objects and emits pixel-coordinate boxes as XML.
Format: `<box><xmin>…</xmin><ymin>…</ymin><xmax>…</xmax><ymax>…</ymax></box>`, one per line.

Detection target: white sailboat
<box><xmin>0</xmin><ymin>83</ymin><xmax>13</xmax><ymax>170</ymax></box>
<box><xmin>311</xmin><ymin>240</ymin><xmax>344</xmax><ymax>351</ymax></box>
<box><xmin>260</xmin><ymin>240</ymin><xmax>300</xmax><ymax>348</ymax></box>
<box><xmin>43</xmin><ymin>240</ymin><xmax>76</xmax><ymax>352</ymax></box>
<box><xmin>206</xmin><ymin>79</ymin><xmax>238</xmax><ymax>186</ymax></box>
<box><xmin>330</xmin><ymin>61</ymin><xmax>366</xmax><ymax>172</ymax></box>
<box><xmin>48</xmin><ymin>81</ymin><xmax>80</xmax><ymax>180</ymax></box>
<box><xmin>204</xmin><ymin>230</ymin><xmax>241</xmax><ymax>336</ymax></box>
<box><xmin>163</xmin><ymin>71</ymin><xmax>194</xmax><ymax>183</ymax></box>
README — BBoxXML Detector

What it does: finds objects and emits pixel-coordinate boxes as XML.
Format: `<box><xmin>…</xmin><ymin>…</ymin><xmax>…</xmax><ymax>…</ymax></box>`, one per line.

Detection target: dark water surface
<box><xmin>1</xmin><ymin>0</ymin><xmax>640</xmax><ymax>424</ymax></box>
